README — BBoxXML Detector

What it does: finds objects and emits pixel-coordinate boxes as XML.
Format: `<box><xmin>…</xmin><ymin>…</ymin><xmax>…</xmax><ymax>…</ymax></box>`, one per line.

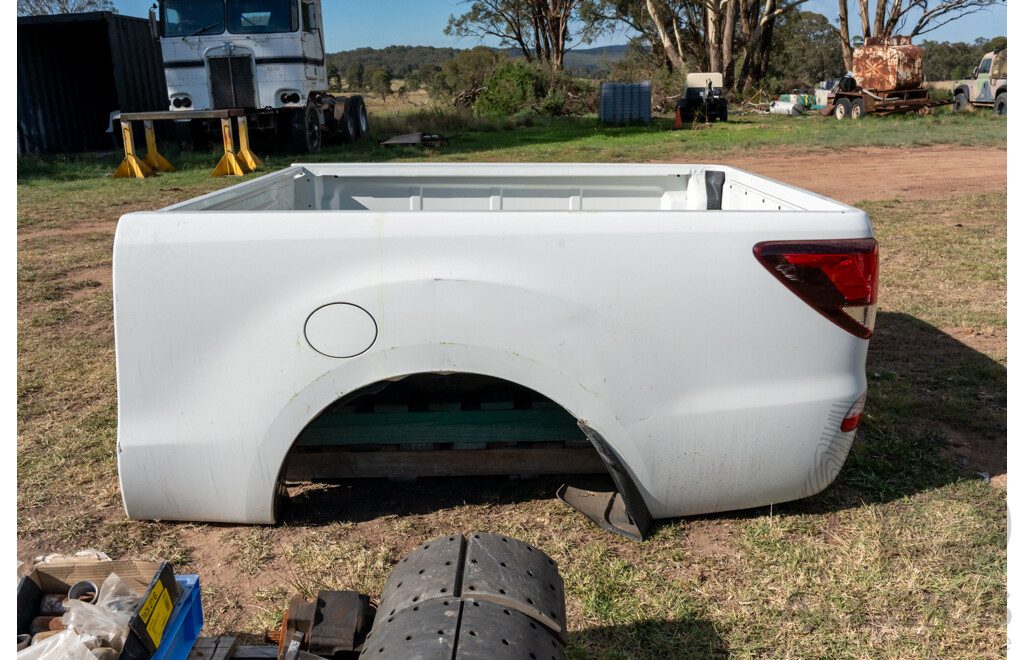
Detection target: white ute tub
<box><xmin>113</xmin><ymin>163</ymin><xmax>877</xmax><ymax>538</ymax></box>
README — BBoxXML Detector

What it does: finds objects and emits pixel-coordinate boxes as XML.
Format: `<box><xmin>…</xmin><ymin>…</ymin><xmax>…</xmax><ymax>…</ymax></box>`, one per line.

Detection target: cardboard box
<box><xmin>16</xmin><ymin>554</ymin><xmax>182</xmax><ymax>659</ymax></box>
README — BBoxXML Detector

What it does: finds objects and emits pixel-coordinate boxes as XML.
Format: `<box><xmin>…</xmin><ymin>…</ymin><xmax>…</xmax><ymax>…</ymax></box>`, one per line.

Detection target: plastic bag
<box><xmin>60</xmin><ymin>572</ymin><xmax>142</xmax><ymax>651</ymax></box>
<box><xmin>95</xmin><ymin>572</ymin><xmax>141</xmax><ymax>613</ymax></box>
<box><xmin>17</xmin><ymin>630</ymin><xmax>94</xmax><ymax>660</ymax></box>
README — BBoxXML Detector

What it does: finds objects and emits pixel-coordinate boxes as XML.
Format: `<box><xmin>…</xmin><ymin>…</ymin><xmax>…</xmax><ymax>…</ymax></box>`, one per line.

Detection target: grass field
<box><xmin>16</xmin><ymin>111</ymin><xmax>1006</xmax><ymax>658</ymax></box>
<box><xmin>17</xmin><ymin>106</ymin><xmax>1007</xmax><ymax>187</ymax></box>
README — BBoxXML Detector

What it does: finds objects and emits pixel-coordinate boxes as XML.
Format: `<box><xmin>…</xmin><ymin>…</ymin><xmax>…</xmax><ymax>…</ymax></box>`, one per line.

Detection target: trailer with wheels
<box><xmin>148</xmin><ymin>0</ymin><xmax>367</xmax><ymax>153</ymax></box>
<box><xmin>828</xmin><ymin>85</ymin><xmax>950</xmax><ymax>119</ymax></box>
<box><xmin>674</xmin><ymin>72</ymin><xmax>728</xmax><ymax>125</ymax></box>
<box><xmin>822</xmin><ymin>36</ymin><xmax>952</xmax><ymax>119</ymax></box>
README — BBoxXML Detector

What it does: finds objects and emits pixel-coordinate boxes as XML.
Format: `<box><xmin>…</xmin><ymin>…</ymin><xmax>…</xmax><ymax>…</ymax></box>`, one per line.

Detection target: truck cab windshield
<box><xmin>162</xmin><ymin>1</ymin><xmax>225</xmax><ymax>37</ymax></box>
<box><xmin>227</xmin><ymin>0</ymin><xmax>297</xmax><ymax>34</ymax></box>
<box><xmin>161</xmin><ymin>0</ymin><xmax>297</xmax><ymax>37</ymax></box>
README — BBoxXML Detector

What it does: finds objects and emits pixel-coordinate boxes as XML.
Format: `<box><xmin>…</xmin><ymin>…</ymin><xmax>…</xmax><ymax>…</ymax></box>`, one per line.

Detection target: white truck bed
<box><xmin>113</xmin><ymin>163</ymin><xmax>875</xmax><ymax>536</ymax></box>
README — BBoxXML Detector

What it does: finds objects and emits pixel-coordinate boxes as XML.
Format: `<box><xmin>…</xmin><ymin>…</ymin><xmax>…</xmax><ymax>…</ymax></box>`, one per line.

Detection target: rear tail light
<box><xmin>753</xmin><ymin>238</ymin><xmax>879</xmax><ymax>338</ymax></box>
<box><xmin>841</xmin><ymin>391</ymin><xmax>868</xmax><ymax>432</ymax></box>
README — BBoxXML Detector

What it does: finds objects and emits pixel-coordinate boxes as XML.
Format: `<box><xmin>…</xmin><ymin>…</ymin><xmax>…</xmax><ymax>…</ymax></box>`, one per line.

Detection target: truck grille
<box><xmin>209</xmin><ymin>56</ymin><xmax>256</xmax><ymax>109</ymax></box>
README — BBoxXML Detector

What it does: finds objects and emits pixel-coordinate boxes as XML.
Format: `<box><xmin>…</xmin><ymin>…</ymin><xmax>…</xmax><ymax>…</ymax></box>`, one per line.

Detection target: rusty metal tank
<box><xmin>852</xmin><ymin>36</ymin><xmax>924</xmax><ymax>91</ymax></box>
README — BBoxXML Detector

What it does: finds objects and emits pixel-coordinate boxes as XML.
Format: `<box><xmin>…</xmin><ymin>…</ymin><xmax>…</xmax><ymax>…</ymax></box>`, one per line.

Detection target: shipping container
<box><xmin>18</xmin><ymin>11</ymin><xmax>168</xmax><ymax>154</ymax></box>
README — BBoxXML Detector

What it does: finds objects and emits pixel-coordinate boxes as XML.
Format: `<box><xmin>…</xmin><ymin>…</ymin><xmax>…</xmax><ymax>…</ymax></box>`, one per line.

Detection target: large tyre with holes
<box><xmin>834</xmin><ymin>97</ymin><xmax>852</xmax><ymax>120</ymax></box>
<box><xmin>291</xmin><ymin>101</ymin><xmax>322</xmax><ymax>154</ymax></box>
<box><xmin>994</xmin><ymin>92</ymin><xmax>1007</xmax><ymax>116</ymax></box>
<box><xmin>953</xmin><ymin>92</ymin><xmax>970</xmax><ymax>113</ymax></box>
<box><xmin>850</xmin><ymin>97</ymin><xmax>864</xmax><ymax>119</ymax></box>
<box><xmin>367</xmin><ymin>532</ymin><xmax>568</xmax><ymax>659</ymax></box>
<box><xmin>350</xmin><ymin>95</ymin><xmax>368</xmax><ymax>139</ymax></box>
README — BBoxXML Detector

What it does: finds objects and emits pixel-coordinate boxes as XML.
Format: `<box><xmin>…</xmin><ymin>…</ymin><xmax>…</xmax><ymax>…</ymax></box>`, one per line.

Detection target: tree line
<box><xmin>326</xmin><ymin>0</ymin><xmax>1007</xmax><ymax>115</ymax></box>
<box><xmin>328</xmin><ymin>27</ymin><xmax>1003</xmax><ymax>104</ymax></box>
<box><xmin>440</xmin><ymin>0</ymin><xmax>1003</xmax><ymax>92</ymax></box>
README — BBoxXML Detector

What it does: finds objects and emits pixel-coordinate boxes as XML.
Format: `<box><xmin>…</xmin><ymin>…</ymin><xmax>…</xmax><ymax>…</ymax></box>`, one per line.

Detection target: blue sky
<box><xmin>115</xmin><ymin>0</ymin><xmax>1007</xmax><ymax>52</ymax></box>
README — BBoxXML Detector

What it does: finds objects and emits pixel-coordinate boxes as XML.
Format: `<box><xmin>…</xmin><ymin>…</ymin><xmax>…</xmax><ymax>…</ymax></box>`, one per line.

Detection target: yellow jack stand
<box><xmin>236</xmin><ymin>116</ymin><xmax>264</xmax><ymax>173</ymax></box>
<box><xmin>141</xmin><ymin>120</ymin><xmax>175</xmax><ymax>173</ymax></box>
<box><xmin>211</xmin><ymin>118</ymin><xmax>245</xmax><ymax>177</ymax></box>
<box><xmin>112</xmin><ymin>120</ymin><xmax>155</xmax><ymax>179</ymax></box>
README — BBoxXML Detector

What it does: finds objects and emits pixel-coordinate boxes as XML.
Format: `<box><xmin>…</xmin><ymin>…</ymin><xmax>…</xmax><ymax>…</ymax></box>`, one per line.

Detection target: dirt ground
<box><xmin>17</xmin><ymin>144</ymin><xmax>1007</xmax><ymax>645</ymax></box>
<box><xmin>684</xmin><ymin>144</ymin><xmax>1007</xmax><ymax>204</ymax></box>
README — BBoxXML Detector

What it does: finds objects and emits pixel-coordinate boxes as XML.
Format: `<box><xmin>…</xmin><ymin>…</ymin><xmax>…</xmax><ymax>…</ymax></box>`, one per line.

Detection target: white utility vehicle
<box><xmin>113</xmin><ymin>163</ymin><xmax>878</xmax><ymax>539</ymax></box>
<box><xmin>152</xmin><ymin>0</ymin><xmax>365</xmax><ymax>152</ymax></box>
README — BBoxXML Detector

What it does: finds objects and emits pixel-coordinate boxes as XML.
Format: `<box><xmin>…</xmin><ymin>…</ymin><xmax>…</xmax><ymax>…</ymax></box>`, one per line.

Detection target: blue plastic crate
<box><xmin>149</xmin><ymin>575</ymin><xmax>202</xmax><ymax>660</ymax></box>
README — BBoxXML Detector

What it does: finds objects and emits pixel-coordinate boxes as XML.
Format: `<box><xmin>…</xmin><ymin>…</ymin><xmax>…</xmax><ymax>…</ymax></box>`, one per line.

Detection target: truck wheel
<box><xmin>340</xmin><ymin>99</ymin><xmax>356</xmax><ymax>143</ymax></box>
<box><xmin>719</xmin><ymin>105</ymin><xmax>728</xmax><ymax>122</ymax></box>
<box><xmin>291</xmin><ymin>102</ymin><xmax>322</xmax><ymax>154</ymax></box>
<box><xmin>350</xmin><ymin>95</ymin><xmax>368</xmax><ymax>139</ymax></box>
<box><xmin>953</xmin><ymin>92</ymin><xmax>969</xmax><ymax>113</ymax></box>
<box><xmin>834</xmin><ymin>98</ymin><xmax>851</xmax><ymax>120</ymax></box>
<box><xmin>994</xmin><ymin>93</ymin><xmax>1007</xmax><ymax>116</ymax></box>
<box><xmin>850</xmin><ymin>98</ymin><xmax>864</xmax><ymax>119</ymax></box>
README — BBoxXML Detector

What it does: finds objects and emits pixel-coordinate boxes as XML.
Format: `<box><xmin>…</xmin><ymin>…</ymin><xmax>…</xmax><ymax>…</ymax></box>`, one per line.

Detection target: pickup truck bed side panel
<box><xmin>114</xmin><ymin>202</ymin><xmax>871</xmax><ymax>524</ymax></box>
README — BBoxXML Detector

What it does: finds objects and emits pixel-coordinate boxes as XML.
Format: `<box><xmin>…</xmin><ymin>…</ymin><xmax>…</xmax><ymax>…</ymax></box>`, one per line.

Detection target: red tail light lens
<box><xmin>840</xmin><ymin>391</ymin><xmax>868</xmax><ymax>432</ymax></box>
<box><xmin>754</xmin><ymin>238</ymin><xmax>879</xmax><ymax>339</ymax></box>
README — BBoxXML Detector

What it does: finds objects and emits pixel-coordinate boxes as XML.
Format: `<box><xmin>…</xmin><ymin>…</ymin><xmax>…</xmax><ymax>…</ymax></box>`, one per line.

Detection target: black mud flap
<box><xmin>558</xmin><ymin>423</ymin><xmax>654</xmax><ymax>542</ymax></box>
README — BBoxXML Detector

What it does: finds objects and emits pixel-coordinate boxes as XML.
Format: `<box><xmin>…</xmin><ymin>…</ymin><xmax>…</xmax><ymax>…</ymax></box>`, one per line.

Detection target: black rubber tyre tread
<box><xmin>339</xmin><ymin>99</ymin><xmax>356</xmax><ymax>143</ymax></box>
<box><xmin>994</xmin><ymin>92</ymin><xmax>1007</xmax><ymax>116</ymax></box>
<box><xmin>290</xmin><ymin>102</ymin><xmax>322</xmax><ymax>154</ymax></box>
<box><xmin>850</xmin><ymin>97</ymin><xmax>864</xmax><ymax>119</ymax></box>
<box><xmin>954</xmin><ymin>92</ymin><xmax>970</xmax><ymax>113</ymax></box>
<box><xmin>350</xmin><ymin>95</ymin><xmax>368</xmax><ymax>139</ymax></box>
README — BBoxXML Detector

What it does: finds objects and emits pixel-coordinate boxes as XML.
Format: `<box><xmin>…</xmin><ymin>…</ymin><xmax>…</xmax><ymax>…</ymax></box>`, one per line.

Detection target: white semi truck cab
<box><xmin>150</xmin><ymin>0</ymin><xmax>366</xmax><ymax>152</ymax></box>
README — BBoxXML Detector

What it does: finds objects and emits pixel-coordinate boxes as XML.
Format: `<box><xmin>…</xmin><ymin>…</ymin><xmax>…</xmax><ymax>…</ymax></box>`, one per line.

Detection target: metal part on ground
<box><xmin>113</xmin><ymin>109</ymin><xmax>262</xmax><ymax>179</ymax></box>
<box><xmin>368</xmin><ymin>532</ymin><xmax>567</xmax><ymax>659</ymax></box>
<box><xmin>378</xmin><ymin>132</ymin><xmax>451</xmax><ymax>148</ymax></box>
<box><xmin>557</xmin><ymin>481</ymin><xmax>643</xmax><ymax>541</ymax></box>
<box><xmin>275</xmin><ymin>591</ymin><xmax>374</xmax><ymax>657</ymax></box>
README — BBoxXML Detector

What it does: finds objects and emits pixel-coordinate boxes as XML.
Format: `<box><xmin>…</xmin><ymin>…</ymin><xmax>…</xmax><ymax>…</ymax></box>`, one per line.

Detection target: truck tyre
<box><xmin>339</xmin><ymin>99</ymin><xmax>356</xmax><ymax>143</ymax></box>
<box><xmin>953</xmin><ymin>92</ymin><xmax>969</xmax><ymax>113</ymax></box>
<box><xmin>351</xmin><ymin>95</ymin><xmax>368</xmax><ymax>139</ymax></box>
<box><xmin>850</xmin><ymin>98</ymin><xmax>864</xmax><ymax>119</ymax></box>
<box><xmin>994</xmin><ymin>92</ymin><xmax>1007</xmax><ymax>116</ymax></box>
<box><xmin>719</xmin><ymin>105</ymin><xmax>728</xmax><ymax>122</ymax></box>
<box><xmin>834</xmin><ymin>98</ymin><xmax>851</xmax><ymax>120</ymax></box>
<box><xmin>291</xmin><ymin>102</ymin><xmax>322</xmax><ymax>154</ymax></box>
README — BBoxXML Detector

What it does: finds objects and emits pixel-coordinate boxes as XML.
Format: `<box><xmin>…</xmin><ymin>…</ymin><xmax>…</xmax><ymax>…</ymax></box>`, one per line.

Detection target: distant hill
<box><xmin>326</xmin><ymin>44</ymin><xmax>629</xmax><ymax>77</ymax></box>
<box><xmin>513</xmin><ymin>44</ymin><xmax>629</xmax><ymax>73</ymax></box>
<box><xmin>326</xmin><ymin>46</ymin><xmax>458</xmax><ymax>77</ymax></box>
